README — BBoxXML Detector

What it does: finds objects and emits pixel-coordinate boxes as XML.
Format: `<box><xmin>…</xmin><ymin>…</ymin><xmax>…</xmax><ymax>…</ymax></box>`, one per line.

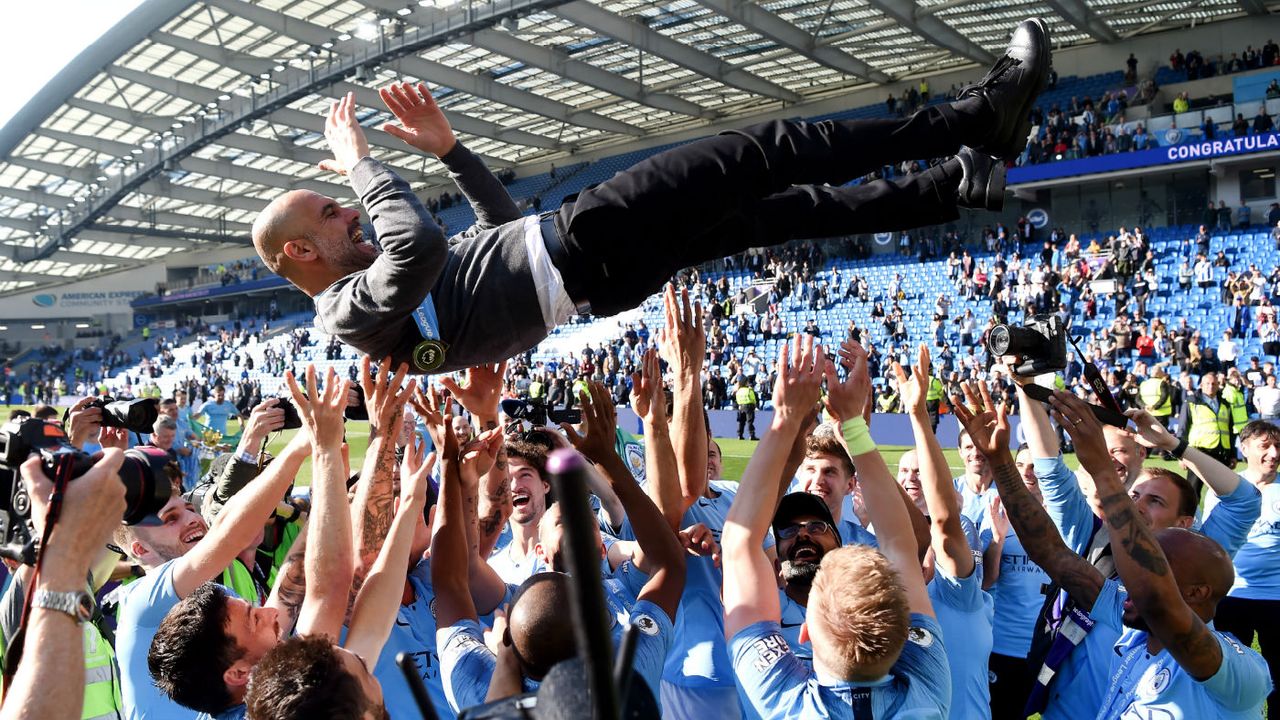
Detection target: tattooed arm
<box><xmin>347</xmin><ymin>358</ymin><xmax>415</xmax><ymax>618</ymax></box>
<box><xmin>266</xmin><ymin>524</ymin><xmax>308</xmax><ymax>638</ymax></box>
<box><xmin>952</xmin><ymin>383</ymin><xmax>1105</xmax><ymax>610</ymax></box>
<box><xmin>476</xmin><ymin>446</ymin><xmax>511</xmax><ymax>559</ymax></box>
<box><xmin>1052</xmin><ymin>391</ymin><xmax>1224</xmax><ymax>681</ymax></box>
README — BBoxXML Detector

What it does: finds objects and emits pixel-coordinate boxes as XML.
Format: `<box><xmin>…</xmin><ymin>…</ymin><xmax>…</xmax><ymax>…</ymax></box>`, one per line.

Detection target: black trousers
<box><xmin>554</xmin><ymin>103</ymin><xmax>982</xmax><ymax>315</ymax></box>
<box><xmin>1215</xmin><ymin>596</ymin><xmax>1280</xmax><ymax>717</ymax></box>
<box><xmin>988</xmin><ymin>652</ymin><xmax>1035</xmax><ymax>719</ymax></box>
<box><xmin>737</xmin><ymin>404</ymin><xmax>757</xmax><ymax>439</ymax></box>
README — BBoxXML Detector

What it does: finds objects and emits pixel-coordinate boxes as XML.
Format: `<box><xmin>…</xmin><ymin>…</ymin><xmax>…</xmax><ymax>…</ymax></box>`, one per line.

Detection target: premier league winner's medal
<box><xmin>413</xmin><ymin>338</ymin><xmax>447</xmax><ymax>372</ymax></box>
<box><xmin>411</xmin><ymin>294</ymin><xmax>447</xmax><ymax>373</ymax></box>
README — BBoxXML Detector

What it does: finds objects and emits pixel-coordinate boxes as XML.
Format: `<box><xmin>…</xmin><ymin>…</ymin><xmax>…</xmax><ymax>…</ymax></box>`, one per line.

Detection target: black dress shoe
<box><xmin>957</xmin><ymin>18</ymin><xmax>1051</xmax><ymax>161</ymax></box>
<box><xmin>956</xmin><ymin>148</ymin><xmax>1006</xmax><ymax>211</ymax></box>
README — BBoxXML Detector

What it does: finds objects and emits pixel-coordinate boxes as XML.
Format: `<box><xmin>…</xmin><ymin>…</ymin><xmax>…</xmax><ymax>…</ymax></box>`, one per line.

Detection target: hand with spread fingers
<box><xmin>378</xmin><ymin>81</ymin><xmax>457</xmax><ymax>158</ymax></box>
<box><xmin>656</xmin><ymin>283</ymin><xmax>705</xmax><ymax>381</ymax></box>
<box><xmin>411</xmin><ymin>385</ymin><xmax>454</xmax><ymax>458</ymax></box>
<box><xmin>360</xmin><ymin>356</ymin><xmax>417</xmax><ymax>435</ymax></box>
<box><xmin>285</xmin><ymin>366</ymin><xmax>350</xmax><ymax>451</ymax></box>
<box><xmin>439</xmin><ymin>361</ymin><xmax>507</xmax><ymax>424</ymax></box>
<box><xmin>399</xmin><ymin>434</ymin><xmax>435</xmax><ymax>508</ymax></box>
<box><xmin>773</xmin><ymin>334</ymin><xmax>825</xmax><ymax>424</ymax></box>
<box><xmin>950</xmin><ymin>382</ymin><xmax>1011</xmax><ymax>462</ymax></box>
<box><xmin>460</xmin><ymin>427</ymin><xmax>504</xmax><ymax>486</ymax></box>
<box><xmin>563</xmin><ymin>380</ymin><xmax>621</xmax><ymax>466</ymax></box>
<box><xmin>317</xmin><ymin>92</ymin><xmax>371</xmax><ymax>177</ymax></box>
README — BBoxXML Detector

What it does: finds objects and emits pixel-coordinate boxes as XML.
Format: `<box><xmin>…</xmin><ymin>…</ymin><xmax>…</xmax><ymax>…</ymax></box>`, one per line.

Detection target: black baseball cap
<box><xmin>772</xmin><ymin>492</ymin><xmax>842</xmax><ymax>545</ymax></box>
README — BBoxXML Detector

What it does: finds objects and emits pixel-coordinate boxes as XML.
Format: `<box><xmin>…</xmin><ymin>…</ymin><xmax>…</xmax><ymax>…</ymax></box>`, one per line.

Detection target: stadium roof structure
<box><xmin>0</xmin><ymin>0</ymin><xmax>1271</xmax><ymax>294</ymax></box>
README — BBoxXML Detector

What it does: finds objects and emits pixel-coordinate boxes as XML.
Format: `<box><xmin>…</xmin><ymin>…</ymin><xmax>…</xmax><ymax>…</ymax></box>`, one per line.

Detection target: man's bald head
<box><xmin>508</xmin><ymin>572</ymin><xmax>576</xmax><ymax>680</ymax></box>
<box><xmin>252</xmin><ymin>190</ymin><xmax>315</xmax><ymax>277</ymax></box>
<box><xmin>252</xmin><ymin>190</ymin><xmax>374</xmax><ymax>295</ymax></box>
<box><xmin>1158</xmin><ymin>528</ymin><xmax>1234</xmax><ymax>608</ymax></box>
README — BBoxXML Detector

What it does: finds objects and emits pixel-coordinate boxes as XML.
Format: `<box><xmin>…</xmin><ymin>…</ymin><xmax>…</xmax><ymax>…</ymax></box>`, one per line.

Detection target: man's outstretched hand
<box><xmin>318</xmin><ymin>92</ymin><xmax>371</xmax><ymax>177</ymax></box>
<box><xmin>379</xmin><ymin>81</ymin><xmax>457</xmax><ymax>158</ymax></box>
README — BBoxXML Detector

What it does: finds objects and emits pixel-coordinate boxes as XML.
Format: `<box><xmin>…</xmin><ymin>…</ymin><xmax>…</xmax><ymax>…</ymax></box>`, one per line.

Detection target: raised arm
<box><xmin>172</xmin><ymin>388</ymin><xmax>313</xmax><ymax>599</ymax></box>
<box><xmin>898</xmin><ymin>346</ymin><xmax>972</xmax><ymax>578</ymax></box>
<box><xmin>724</xmin><ymin>336</ymin><xmax>824</xmax><ymax>637</ymax></box>
<box><xmin>345</xmin><ymin>433</ymin><xmax>432</xmax><ymax>661</ymax></box>
<box><xmin>320</xmin><ymin>92</ymin><xmax>447</xmax><ymax>317</ymax></box>
<box><xmin>1011</xmin><ymin>375</ymin><xmax>1061</xmax><ymax>459</ymax></box>
<box><xmin>633</xmin><ymin>349</ymin><xmax>683</xmax><ymax>531</ymax></box>
<box><xmin>440</xmin><ymin>363</ymin><xmax>512</xmax><ymax>556</ymax></box>
<box><xmin>827</xmin><ymin>340</ymin><xmax>932</xmax><ymax>617</ymax></box>
<box><xmin>655</xmin><ymin>284</ymin><xmax>709</xmax><ymax>515</ymax></box>
<box><xmin>430</xmin><ymin>403</ymin><xmax>478</xmax><ymax>629</ymax></box>
<box><xmin>286</xmin><ymin>367</ymin><xmax>357</xmax><ymax>640</ymax></box>
<box><xmin>565</xmin><ymin>381</ymin><xmax>686</xmax><ymax>620</ymax></box>
<box><xmin>348</xmin><ymin>357</ymin><xmax>416</xmax><ymax>612</ymax></box>
<box><xmin>952</xmin><ymin>383</ymin><xmax>1105</xmax><ymax>610</ymax></box>
<box><xmin>1052</xmin><ymin>391</ymin><xmax>1223</xmax><ymax>680</ymax></box>
<box><xmin>380</xmin><ymin>82</ymin><xmax>520</xmax><ymax>231</ymax></box>
<box><xmin>1126</xmin><ymin>407</ymin><xmax>1240</xmax><ymax>497</ymax></box>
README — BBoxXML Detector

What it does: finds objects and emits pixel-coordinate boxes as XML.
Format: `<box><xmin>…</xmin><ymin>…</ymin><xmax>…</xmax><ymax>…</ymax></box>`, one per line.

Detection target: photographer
<box><xmin>191</xmin><ymin>398</ymin><xmax>288</xmax><ymax>527</ymax></box>
<box><xmin>113</xmin><ymin>384</ymin><xmax>315</xmax><ymax>718</ymax></box>
<box><xmin>0</xmin><ymin>449</ymin><xmax>126</xmax><ymax>720</ymax></box>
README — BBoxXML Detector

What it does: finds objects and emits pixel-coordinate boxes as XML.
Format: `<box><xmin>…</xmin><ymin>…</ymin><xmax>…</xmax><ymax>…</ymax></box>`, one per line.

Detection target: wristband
<box><xmin>840</xmin><ymin>417</ymin><xmax>877</xmax><ymax>456</ymax></box>
<box><xmin>1170</xmin><ymin>437</ymin><xmax>1188</xmax><ymax>460</ymax></box>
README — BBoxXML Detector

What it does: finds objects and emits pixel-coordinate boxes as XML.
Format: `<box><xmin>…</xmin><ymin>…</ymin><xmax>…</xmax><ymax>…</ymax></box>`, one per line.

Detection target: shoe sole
<box><xmin>984</xmin><ymin>161</ymin><xmax>1007</xmax><ymax>212</ymax></box>
<box><xmin>1006</xmin><ymin>18</ymin><xmax>1053</xmax><ymax>160</ymax></box>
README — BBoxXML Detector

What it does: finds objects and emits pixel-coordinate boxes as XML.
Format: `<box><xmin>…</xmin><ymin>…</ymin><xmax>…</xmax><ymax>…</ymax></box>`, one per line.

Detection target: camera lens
<box><xmin>989</xmin><ymin>325</ymin><xmax>1012</xmax><ymax>356</ymax></box>
<box><xmin>118</xmin><ymin>447</ymin><xmax>174</xmax><ymax>526</ymax></box>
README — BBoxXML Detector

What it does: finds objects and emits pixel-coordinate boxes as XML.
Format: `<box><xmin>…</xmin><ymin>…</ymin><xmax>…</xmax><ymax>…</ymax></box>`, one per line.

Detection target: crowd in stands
<box><xmin>1168</xmin><ymin>39</ymin><xmax>1280</xmax><ymax>80</ymax></box>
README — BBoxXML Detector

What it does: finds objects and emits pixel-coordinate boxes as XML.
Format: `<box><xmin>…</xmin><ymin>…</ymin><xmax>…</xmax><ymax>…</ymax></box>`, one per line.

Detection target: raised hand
<box><xmin>679</xmin><ymin>522</ymin><xmax>721</xmax><ymax>567</ymax></box>
<box><xmin>950</xmin><ymin>382</ymin><xmax>1010</xmax><ymax>460</ymax></box>
<box><xmin>379</xmin><ymin>81</ymin><xmax>457</xmax><ymax>157</ymax></box>
<box><xmin>563</xmin><ymin>380</ymin><xmax>621</xmax><ymax>465</ymax></box>
<box><xmin>1124</xmin><ymin>407</ymin><xmax>1178</xmax><ymax>453</ymax></box>
<box><xmin>411</xmin><ymin>384</ymin><xmax>454</xmax><ymax>460</ymax></box>
<box><xmin>360</xmin><ymin>356</ymin><xmax>417</xmax><ymax>436</ymax></box>
<box><xmin>656</xmin><ymin>284</ymin><xmax>705</xmax><ymax>380</ymax></box>
<box><xmin>317</xmin><ymin>92</ymin><xmax>371</xmax><ymax>177</ymax></box>
<box><xmin>893</xmin><ymin>344</ymin><xmax>932</xmax><ymax>418</ymax></box>
<box><xmin>823</xmin><ymin>339</ymin><xmax>868</xmax><ymax>423</ymax></box>
<box><xmin>773</xmin><ymin>334</ymin><xmax>825</xmax><ymax>424</ymax></box>
<box><xmin>1048</xmin><ymin>391</ymin><xmax>1114</xmax><ymax>479</ymax></box>
<box><xmin>630</xmin><ymin>348</ymin><xmax>664</xmax><ymax>424</ymax></box>
<box><xmin>240</xmin><ymin>398</ymin><xmax>287</xmax><ymax>451</ymax></box>
<box><xmin>286</xmin><ymin>366</ymin><xmax>350</xmax><ymax>451</ymax></box>
<box><xmin>439</xmin><ymin>361</ymin><xmax>506</xmax><ymax>423</ymax></box>
<box><xmin>987</xmin><ymin>494</ymin><xmax>1011</xmax><ymax>544</ymax></box>
<box><xmin>460</xmin><ymin>427</ymin><xmax>504</xmax><ymax>485</ymax></box>
<box><xmin>399</xmin><ymin>435</ymin><xmax>435</xmax><ymax>508</ymax></box>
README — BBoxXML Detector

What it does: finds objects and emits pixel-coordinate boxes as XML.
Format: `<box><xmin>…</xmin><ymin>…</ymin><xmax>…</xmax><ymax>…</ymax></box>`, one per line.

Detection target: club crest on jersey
<box><xmin>908</xmin><ymin>626</ymin><xmax>936</xmax><ymax>648</ymax></box>
<box><xmin>1141</xmin><ymin>668</ymin><xmax>1172</xmax><ymax>699</ymax></box>
<box><xmin>633</xmin><ymin>614</ymin><xmax>660</xmax><ymax>637</ymax></box>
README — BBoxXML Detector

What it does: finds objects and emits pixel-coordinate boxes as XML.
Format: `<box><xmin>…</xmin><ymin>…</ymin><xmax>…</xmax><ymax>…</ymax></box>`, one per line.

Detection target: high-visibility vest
<box><xmin>1187</xmin><ymin>396</ymin><xmax>1233</xmax><ymax>450</ymax></box>
<box><xmin>0</xmin><ymin>596</ymin><xmax>124</xmax><ymax>719</ymax></box>
<box><xmin>735</xmin><ymin>387</ymin><xmax>757</xmax><ymax>406</ymax></box>
<box><xmin>528</xmin><ymin>381</ymin><xmax>545</xmax><ymax>400</ymax></box>
<box><xmin>221</xmin><ymin>558</ymin><xmax>264</xmax><ymax>606</ymax></box>
<box><xmin>926</xmin><ymin>377</ymin><xmax>945</xmax><ymax>402</ymax></box>
<box><xmin>1222</xmin><ymin>384</ymin><xmax>1250</xmax><ymax>428</ymax></box>
<box><xmin>81</xmin><ymin>621</ymin><xmax>124</xmax><ymax>720</ymax></box>
<box><xmin>1139</xmin><ymin>379</ymin><xmax>1173</xmax><ymax>417</ymax></box>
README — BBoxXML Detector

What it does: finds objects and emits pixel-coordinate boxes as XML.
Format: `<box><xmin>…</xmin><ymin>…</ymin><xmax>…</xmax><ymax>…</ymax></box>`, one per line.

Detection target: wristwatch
<box><xmin>32</xmin><ymin>589</ymin><xmax>94</xmax><ymax>624</ymax></box>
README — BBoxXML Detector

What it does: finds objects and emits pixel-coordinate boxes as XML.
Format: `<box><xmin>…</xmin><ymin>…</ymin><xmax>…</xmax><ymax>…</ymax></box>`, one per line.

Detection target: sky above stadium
<box><xmin>0</xmin><ymin>0</ymin><xmax>145</xmax><ymax>129</ymax></box>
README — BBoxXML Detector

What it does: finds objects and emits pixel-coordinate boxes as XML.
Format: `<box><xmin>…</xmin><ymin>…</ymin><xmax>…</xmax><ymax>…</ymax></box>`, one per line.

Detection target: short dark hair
<box><xmin>506</xmin><ymin>440</ymin><xmax>550</xmax><ymax>484</ymax></box>
<box><xmin>1240</xmin><ymin>420</ymin><xmax>1280</xmax><ymax>447</ymax></box>
<box><xmin>1140</xmin><ymin>467</ymin><xmax>1199</xmax><ymax>519</ymax></box>
<box><xmin>31</xmin><ymin>405</ymin><xmax>58</xmax><ymax>420</ymax></box>
<box><xmin>245</xmin><ymin>636</ymin><xmax>371</xmax><ymax>720</ymax></box>
<box><xmin>148</xmin><ymin>583</ymin><xmax>243</xmax><ymax>713</ymax></box>
<box><xmin>804</xmin><ymin>435</ymin><xmax>854</xmax><ymax>476</ymax></box>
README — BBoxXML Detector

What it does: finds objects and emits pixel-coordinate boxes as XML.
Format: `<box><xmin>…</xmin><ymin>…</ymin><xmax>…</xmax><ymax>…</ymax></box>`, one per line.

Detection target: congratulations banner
<box><xmin>1009</xmin><ymin>131</ymin><xmax>1280</xmax><ymax>185</ymax></box>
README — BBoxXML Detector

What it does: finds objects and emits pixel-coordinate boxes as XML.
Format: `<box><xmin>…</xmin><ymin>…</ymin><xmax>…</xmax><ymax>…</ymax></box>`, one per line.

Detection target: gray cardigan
<box><xmin>313</xmin><ymin>143</ymin><xmax>549</xmax><ymax>372</ymax></box>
